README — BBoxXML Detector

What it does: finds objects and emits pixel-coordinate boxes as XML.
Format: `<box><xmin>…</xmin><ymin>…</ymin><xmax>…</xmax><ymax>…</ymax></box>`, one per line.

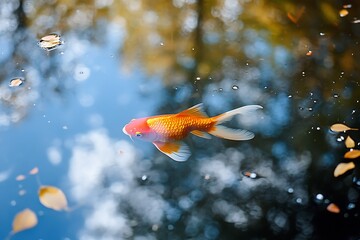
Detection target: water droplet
<box><xmin>308</xmin><ymin>107</ymin><xmax>313</xmax><ymax>111</ymax></box>
<box><xmin>141</xmin><ymin>175</ymin><xmax>148</xmax><ymax>181</ymax></box>
<box><xmin>288</xmin><ymin>95</ymin><xmax>292</xmax><ymax>98</ymax></box>
<box><xmin>333</xmin><ymin>93</ymin><xmax>339</xmax><ymax>98</ymax></box>
<box><xmin>196</xmin><ymin>77</ymin><xmax>201</xmax><ymax>80</ymax></box>
<box><xmin>315</xmin><ymin>193</ymin><xmax>324</xmax><ymax>201</ymax></box>
<box><xmin>232</xmin><ymin>85</ymin><xmax>239</xmax><ymax>90</ymax></box>
<box><xmin>296</xmin><ymin>198</ymin><xmax>303</xmax><ymax>204</ymax></box>
<box><xmin>347</xmin><ymin>203</ymin><xmax>356</xmax><ymax>210</ymax></box>
<box><xmin>62</xmin><ymin>126</ymin><xmax>68</xmax><ymax>130</ymax></box>
<box><xmin>287</xmin><ymin>188</ymin><xmax>294</xmax><ymax>194</ymax></box>
<box><xmin>218</xmin><ymin>88</ymin><xmax>223</xmax><ymax>92</ymax></box>
<box><xmin>9</xmin><ymin>77</ymin><xmax>24</xmax><ymax>87</ymax></box>
<box><xmin>316</xmin><ymin>127</ymin><xmax>320</xmax><ymax>130</ymax></box>
<box><xmin>204</xmin><ymin>174</ymin><xmax>210</xmax><ymax>180</ymax></box>
<box><xmin>352</xmin><ymin>177</ymin><xmax>360</xmax><ymax>189</ymax></box>
<box><xmin>160</xmin><ymin>42</ymin><xmax>164</xmax><ymax>46</ymax></box>
<box><xmin>10</xmin><ymin>200</ymin><xmax>16</xmax><ymax>206</ymax></box>
<box><xmin>152</xmin><ymin>224</ymin><xmax>159</xmax><ymax>231</ymax></box>
<box><xmin>320</xmin><ymin>32</ymin><xmax>325</xmax><ymax>36</ymax></box>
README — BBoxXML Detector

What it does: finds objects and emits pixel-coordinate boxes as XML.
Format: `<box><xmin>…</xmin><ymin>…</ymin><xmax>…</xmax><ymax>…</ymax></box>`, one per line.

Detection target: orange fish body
<box><xmin>123</xmin><ymin>103</ymin><xmax>262</xmax><ymax>161</ymax></box>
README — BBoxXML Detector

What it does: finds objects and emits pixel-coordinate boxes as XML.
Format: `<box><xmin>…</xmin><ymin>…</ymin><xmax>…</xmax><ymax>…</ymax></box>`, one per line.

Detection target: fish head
<box><xmin>122</xmin><ymin>118</ymin><xmax>157</xmax><ymax>142</ymax></box>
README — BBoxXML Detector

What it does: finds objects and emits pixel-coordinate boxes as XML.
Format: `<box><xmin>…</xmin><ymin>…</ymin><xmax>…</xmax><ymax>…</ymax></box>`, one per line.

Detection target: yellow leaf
<box><xmin>333</xmin><ymin>162</ymin><xmax>355</xmax><ymax>177</ymax></box>
<box><xmin>327</xmin><ymin>203</ymin><xmax>340</xmax><ymax>213</ymax></box>
<box><xmin>344</xmin><ymin>150</ymin><xmax>360</xmax><ymax>159</ymax></box>
<box><xmin>330</xmin><ymin>123</ymin><xmax>357</xmax><ymax>132</ymax></box>
<box><xmin>339</xmin><ymin>9</ymin><xmax>348</xmax><ymax>17</ymax></box>
<box><xmin>39</xmin><ymin>186</ymin><xmax>68</xmax><ymax>211</ymax></box>
<box><xmin>345</xmin><ymin>136</ymin><xmax>356</xmax><ymax>148</ymax></box>
<box><xmin>29</xmin><ymin>167</ymin><xmax>39</xmax><ymax>175</ymax></box>
<box><xmin>12</xmin><ymin>208</ymin><xmax>38</xmax><ymax>233</ymax></box>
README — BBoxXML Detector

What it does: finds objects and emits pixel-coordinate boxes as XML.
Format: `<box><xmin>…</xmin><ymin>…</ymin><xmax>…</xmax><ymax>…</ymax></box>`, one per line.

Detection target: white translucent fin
<box><xmin>191</xmin><ymin>130</ymin><xmax>212</xmax><ymax>139</ymax></box>
<box><xmin>153</xmin><ymin>141</ymin><xmax>191</xmax><ymax>162</ymax></box>
<box><xmin>215</xmin><ymin>105</ymin><xmax>263</xmax><ymax>124</ymax></box>
<box><xmin>210</xmin><ymin>125</ymin><xmax>255</xmax><ymax>140</ymax></box>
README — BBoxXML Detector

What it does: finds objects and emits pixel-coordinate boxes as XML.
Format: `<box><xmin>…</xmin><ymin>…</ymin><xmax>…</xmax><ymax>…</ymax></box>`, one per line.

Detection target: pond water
<box><xmin>1</xmin><ymin>0</ymin><xmax>360</xmax><ymax>239</ymax></box>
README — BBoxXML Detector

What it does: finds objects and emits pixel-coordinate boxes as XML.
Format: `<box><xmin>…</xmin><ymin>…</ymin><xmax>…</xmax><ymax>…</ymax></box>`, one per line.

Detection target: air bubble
<box><xmin>315</xmin><ymin>193</ymin><xmax>324</xmax><ymax>201</ymax></box>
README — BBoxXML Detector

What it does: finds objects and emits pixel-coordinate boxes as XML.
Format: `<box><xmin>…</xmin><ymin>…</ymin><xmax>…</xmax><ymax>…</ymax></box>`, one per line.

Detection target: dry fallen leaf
<box><xmin>345</xmin><ymin>136</ymin><xmax>356</xmax><ymax>148</ymax></box>
<box><xmin>287</xmin><ymin>6</ymin><xmax>305</xmax><ymax>24</ymax></box>
<box><xmin>339</xmin><ymin>9</ymin><xmax>349</xmax><ymax>17</ymax></box>
<box><xmin>334</xmin><ymin>162</ymin><xmax>355</xmax><ymax>177</ymax></box>
<box><xmin>327</xmin><ymin>203</ymin><xmax>340</xmax><ymax>213</ymax></box>
<box><xmin>39</xmin><ymin>185</ymin><xmax>68</xmax><ymax>211</ymax></box>
<box><xmin>12</xmin><ymin>208</ymin><xmax>38</xmax><ymax>233</ymax></box>
<box><xmin>15</xmin><ymin>175</ymin><xmax>26</xmax><ymax>181</ymax></box>
<box><xmin>29</xmin><ymin>167</ymin><xmax>39</xmax><ymax>175</ymax></box>
<box><xmin>330</xmin><ymin>123</ymin><xmax>357</xmax><ymax>132</ymax></box>
<box><xmin>344</xmin><ymin>150</ymin><xmax>360</xmax><ymax>159</ymax></box>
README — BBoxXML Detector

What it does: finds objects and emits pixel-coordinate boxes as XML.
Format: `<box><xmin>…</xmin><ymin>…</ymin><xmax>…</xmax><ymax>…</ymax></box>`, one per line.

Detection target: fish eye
<box><xmin>135</xmin><ymin>132</ymin><xmax>142</xmax><ymax>137</ymax></box>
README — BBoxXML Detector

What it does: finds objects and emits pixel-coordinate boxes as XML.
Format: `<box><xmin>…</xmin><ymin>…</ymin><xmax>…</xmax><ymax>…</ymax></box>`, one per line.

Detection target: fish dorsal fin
<box><xmin>177</xmin><ymin>103</ymin><xmax>208</xmax><ymax>118</ymax></box>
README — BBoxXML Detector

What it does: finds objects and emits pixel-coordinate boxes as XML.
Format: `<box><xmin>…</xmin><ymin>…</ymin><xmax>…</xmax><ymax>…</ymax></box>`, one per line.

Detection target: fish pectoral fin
<box><xmin>153</xmin><ymin>141</ymin><xmax>191</xmax><ymax>162</ymax></box>
<box><xmin>191</xmin><ymin>130</ymin><xmax>212</xmax><ymax>139</ymax></box>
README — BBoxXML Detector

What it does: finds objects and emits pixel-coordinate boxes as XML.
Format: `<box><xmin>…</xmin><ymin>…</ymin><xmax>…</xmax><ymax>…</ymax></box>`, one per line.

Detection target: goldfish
<box><xmin>122</xmin><ymin>103</ymin><xmax>262</xmax><ymax>161</ymax></box>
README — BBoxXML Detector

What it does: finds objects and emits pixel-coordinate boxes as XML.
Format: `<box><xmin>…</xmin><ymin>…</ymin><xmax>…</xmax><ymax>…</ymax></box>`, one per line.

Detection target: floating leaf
<box><xmin>345</xmin><ymin>136</ymin><xmax>356</xmax><ymax>148</ymax></box>
<box><xmin>15</xmin><ymin>175</ymin><xmax>26</xmax><ymax>181</ymax></box>
<box><xmin>326</xmin><ymin>203</ymin><xmax>340</xmax><ymax>213</ymax></box>
<box><xmin>9</xmin><ymin>77</ymin><xmax>24</xmax><ymax>87</ymax></box>
<box><xmin>339</xmin><ymin>9</ymin><xmax>348</xmax><ymax>17</ymax></box>
<box><xmin>12</xmin><ymin>208</ymin><xmax>38</xmax><ymax>233</ymax></box>
<box><xmin>330</xmin><ymin>123</ymin><xmax>357</xmax><ymax>132</ymax></box>
<box><xmin>344</xmin><ymin>150</ymin><xmax>360</xmax><ymax>159</ymax></box>
<box><xmin>38</xmin><ymin>33</ymin><xmax>63</xmax><ymax>51</ymax></box>
<box><xmin>287</xmin><ymin>6</ymin><xmax>305</xmax><ymax>24</ymax></box>
<box><xmin>29</xmin><ymin>167</ymin><xmax>39</xmax><ymax>175</ymax></box>
<box><xmin>334</xmin><ymin>162</ymin><xmax>355</xmax><ymax>177</ymax></box>
<box><xmin>39</xmin><ymin>185</ymin><xmax>68</xmax><ymax>211</ymax></box>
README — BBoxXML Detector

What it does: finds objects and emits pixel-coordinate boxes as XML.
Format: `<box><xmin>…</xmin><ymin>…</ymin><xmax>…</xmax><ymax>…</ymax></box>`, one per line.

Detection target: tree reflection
<box><xmin>1</xmin><ymin>0</ymin><xmax>360</xmax><ymax>239</ymax></box>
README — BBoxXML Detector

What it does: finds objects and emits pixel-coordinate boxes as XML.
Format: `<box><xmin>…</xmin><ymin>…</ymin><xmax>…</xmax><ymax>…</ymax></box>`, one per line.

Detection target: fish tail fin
<box><xmin>209</xmin><ymin>105</ymin><xmax>262</xmax><ymax>140</ymax></box>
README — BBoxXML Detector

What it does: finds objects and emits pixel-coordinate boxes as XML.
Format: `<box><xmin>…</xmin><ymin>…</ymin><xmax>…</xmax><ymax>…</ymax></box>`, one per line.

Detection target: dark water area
<box><xmin>1</xmin><ymin>0</ymin><xmax>360</xmax><ymax>239</ymax></box>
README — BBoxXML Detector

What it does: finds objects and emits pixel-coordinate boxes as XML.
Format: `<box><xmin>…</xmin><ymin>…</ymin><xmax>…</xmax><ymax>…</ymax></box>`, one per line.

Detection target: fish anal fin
<box><xmin>153</xmin><ymin>141</ymin><xmax>191</xmax><ymax>162</ymax></box>
<box><xmin>209</xmin><ymin>125</ymin><xmax>254</xmax><ymax>141</ymax></box>
<box><xmin>177</xmin><ymin>103</ymin><xmax>208</xmax><ymax>118</ymax></box>
<box><xmin>191</xmin><ymin>130</ymin><xmax>212</xmax><ymax>139</ymax></box>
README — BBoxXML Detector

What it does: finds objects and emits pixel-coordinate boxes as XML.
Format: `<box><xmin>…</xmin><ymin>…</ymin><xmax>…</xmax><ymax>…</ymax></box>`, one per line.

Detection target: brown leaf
<box><xmin>29</xmin><ymin>167</ymin><xmax>39</xmax><ymax>175</ymax></box>
<box><xmin>344</xmin><ymin>150</ymin><xmax>360</xmax><ymax>159</ymax></box>
<box><xmin>39</xmin><ymin>186</ymin><xmax>68</xmax><ymax>211</ymax></box>
<box><xmin>12</xmin><ymin>208</ymin><xmax>38</xmax><ymax>233</ymax></box>
<box><xmin>334</xmin><ymin>162</ymin><xmax>355</xmax><ymax>177</ymax></box>
<box><xmin>327</xmin><ymin>203</ymin><xmax>340</xmax><ymax>213</ymax></box>
<box><xmin>287</xmin><ymin>6</ymin><xmax>305</xmax><ymax>24</ymax></box>
<box><xmin>339</xmin><ymin>9</ymin><xmax>349</xmax><ymax>17</ymax></box>
<box><xmin>345</xmin><ymin>136</ymin><xmax>356</xmax><ymax>148</ymax></box>
<box><xmin>15</xmin><ymin>175</ymin><xmax>26</xmax><ymax>181</ymax></box>
<box><xmin>330</xmin><ymin>123</ymin><xmax>357</xmax><ymax>132</ymax></box>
